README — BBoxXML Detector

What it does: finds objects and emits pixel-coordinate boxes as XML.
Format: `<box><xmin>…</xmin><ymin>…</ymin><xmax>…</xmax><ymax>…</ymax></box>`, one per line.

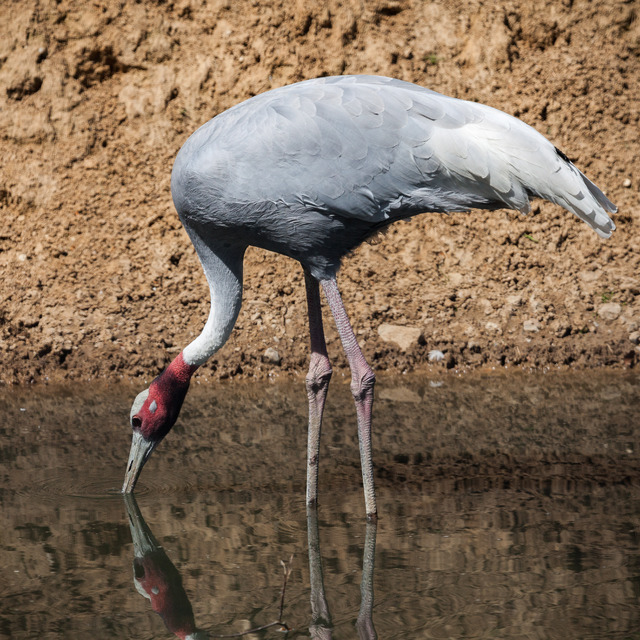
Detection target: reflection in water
<box><xmin>0</xmin><ymin>372</ymin><xmax>639</xmax><ymax>638</ymax></box>
<box><xmin>307</xmin><ymin>508</ymin><xmax>333</xmax><ymax>639</ymax></box>
<box><xmin>306</xmin><ymin>508</ymin><xmax>377</xmax><ymax>639</ymax></box>
<box><xmin>125</xmin><ymin>495</ymin><xmax>207</xmax><ymax>639</ymax></box>
<box><xmin>356</xmin><ymin>521</ymin><xmax>377</xmax><ymax>640</ymax></box>
<box><xmin>125</xmin><ymin>495</ymin><xmax>377</xmax><ymax>638</ymax></box>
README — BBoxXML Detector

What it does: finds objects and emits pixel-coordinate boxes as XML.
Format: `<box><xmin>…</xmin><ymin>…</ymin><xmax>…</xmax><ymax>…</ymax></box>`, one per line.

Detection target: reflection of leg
<box><xmin>321</xmin><ymin>277</ymin><xmax>377</xmax><ymax>520</ymax></box>
<box><xmin>307</xmin><ymin>506</ymin><xmax>333</xmax><ymax>639</ymax></box>
<box><xmin>305</xmin><ymin>272</ymin><xmax>333</xmax><ymax>509</ymax></box>
<box><xmin>356</xmin><ymin>521</ymin><xmax>378</xmax><ymax>640</ymax></box>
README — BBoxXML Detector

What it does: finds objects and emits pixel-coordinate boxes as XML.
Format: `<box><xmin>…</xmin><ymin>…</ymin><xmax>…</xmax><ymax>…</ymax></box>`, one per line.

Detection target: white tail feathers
<box><xmin>457</xmin><ymin>101</ymin><xmax>618</xmax><ymax>239</ymax></box>
<box><xmin>532</xmin><ymin>149</ymin><xmax>617</xmax><ymax>238</ymax></box>
<box><xmin>490</xmin><ymin>136</ymin><xmax>617</xmax><ymax>238</ymax></box>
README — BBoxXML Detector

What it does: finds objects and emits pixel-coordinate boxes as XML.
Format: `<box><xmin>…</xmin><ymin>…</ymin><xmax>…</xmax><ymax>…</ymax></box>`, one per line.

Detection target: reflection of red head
<box><xmin>134</xmin><ymin>549</ymin><xmax>197</xmax><ymax>639</ymax></box>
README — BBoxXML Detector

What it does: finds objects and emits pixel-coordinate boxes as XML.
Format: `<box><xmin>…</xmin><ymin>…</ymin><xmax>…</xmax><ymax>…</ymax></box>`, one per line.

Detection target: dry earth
<box><xmin>1</xmin><ymin>0</ymin><xmax>639</xmax><ymax>384</ymax></box>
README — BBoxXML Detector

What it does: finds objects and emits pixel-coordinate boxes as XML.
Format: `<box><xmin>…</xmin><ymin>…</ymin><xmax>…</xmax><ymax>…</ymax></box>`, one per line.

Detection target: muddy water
<box><xmin>1</xmin><ymin>372</ymin><xmax>639</xmax><ymax>638</ymax></box>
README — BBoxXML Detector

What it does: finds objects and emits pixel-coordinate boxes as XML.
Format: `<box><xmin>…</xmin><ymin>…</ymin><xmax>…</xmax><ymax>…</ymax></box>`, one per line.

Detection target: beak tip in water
<box><xmin>123</xmin><ymin>430</ymin><xmax>155</xmax><ymax>496</ymax></box>
<box><xmin>121</xmin><ymin>482</ymin><xmax>133</xmax><ymax>495</ymax></box>
<box><xmin>121</xmin><ymin>468</ymin><xmax>139</xmax><ymax>496</ymax></box>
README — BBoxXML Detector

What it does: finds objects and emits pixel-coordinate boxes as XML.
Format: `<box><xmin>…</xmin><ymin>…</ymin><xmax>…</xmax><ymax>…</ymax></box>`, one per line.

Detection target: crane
<box><xmin>122</xmin><ymin>75</ymin><xmax>616</xmax><ymax>520</ymax></box>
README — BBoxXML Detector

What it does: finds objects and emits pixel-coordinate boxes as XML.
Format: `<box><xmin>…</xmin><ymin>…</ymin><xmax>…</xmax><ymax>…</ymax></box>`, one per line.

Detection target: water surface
<box><xmin>1</xmin><ymin>372</ymin><xmax>639</xmax><ymax>638</ymax></box>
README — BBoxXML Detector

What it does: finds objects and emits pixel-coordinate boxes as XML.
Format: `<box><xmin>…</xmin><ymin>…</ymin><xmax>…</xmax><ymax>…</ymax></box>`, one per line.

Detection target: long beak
<box><xmin>122</xmin><ymin>431</ymin><xmax>157</xmax><ymax>494</ymax></box>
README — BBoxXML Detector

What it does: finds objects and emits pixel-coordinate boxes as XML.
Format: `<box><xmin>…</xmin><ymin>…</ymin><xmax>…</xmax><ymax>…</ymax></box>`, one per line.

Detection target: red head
<box><xmin>122</xmin><ymin>353</ymin><xmax>198</xmax><ymax>493</ymax></box>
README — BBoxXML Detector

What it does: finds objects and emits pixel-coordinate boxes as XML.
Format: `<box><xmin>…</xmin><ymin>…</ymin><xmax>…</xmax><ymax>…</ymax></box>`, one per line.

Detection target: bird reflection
<box><xmin>356</xmin><ymin>519</ymin><xmax>377</xmax><ymax>639</ymax></box>
<box><xmin>124</xmin><ymin>495</ymin><xmax>377</xmax><ymax>638</ymax></box>
<box><xmin>124</xmin><ymin>494</ymin><xmax>207</xmax><ymax>640</ymax></box>
<box><xmin>307</xmin><ymin>508</ymin><xmax>377</xmax><ymax>639</ymax></box>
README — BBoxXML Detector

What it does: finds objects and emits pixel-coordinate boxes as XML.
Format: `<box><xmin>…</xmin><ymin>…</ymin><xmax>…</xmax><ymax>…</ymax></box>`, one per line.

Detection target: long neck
<box><xmin>181</xmin><ymin>229</ymin><xmax>246</xmax><ymax>367</ymax></box>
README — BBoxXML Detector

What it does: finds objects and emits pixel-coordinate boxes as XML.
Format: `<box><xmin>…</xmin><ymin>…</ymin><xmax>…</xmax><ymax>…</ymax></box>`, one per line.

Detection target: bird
<box><xmin>122</xmin><ymin>74</ymin><xmax>616</xmax><ymax>519</ymax></box>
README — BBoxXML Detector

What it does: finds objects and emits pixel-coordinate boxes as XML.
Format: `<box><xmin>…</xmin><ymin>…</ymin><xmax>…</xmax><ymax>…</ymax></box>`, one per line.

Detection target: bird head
<box><xmin>122</xmin><ymin>354</ymin><xmax>197</xmax><ymax>493</ymax></box>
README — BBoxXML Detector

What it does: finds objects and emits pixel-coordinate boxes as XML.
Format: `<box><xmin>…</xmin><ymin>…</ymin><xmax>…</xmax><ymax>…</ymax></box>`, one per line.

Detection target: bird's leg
<box><xmin>304</xmin><ymin>272</ymin><xmax>333</xmax><ymax>509</ymax></box>
<box><xmin>321</xmin><ymin>277</ymin><xmax>377</xmax><ymax>521</ymax></box>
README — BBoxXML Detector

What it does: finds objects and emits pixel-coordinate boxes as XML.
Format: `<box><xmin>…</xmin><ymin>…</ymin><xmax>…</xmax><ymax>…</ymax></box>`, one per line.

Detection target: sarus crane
<box><xmin>122</xmin><ymin>75</ymin><xmax>616</xmax><ymax>520</ymax></box>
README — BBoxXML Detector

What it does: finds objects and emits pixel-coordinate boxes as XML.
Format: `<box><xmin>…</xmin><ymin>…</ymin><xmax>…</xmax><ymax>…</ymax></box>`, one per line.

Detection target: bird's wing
<box><xmin>195</xmin><ymin>75</ymin><xmax>615</xmax><ymax>238</ymax></box>
<box><xmin>215</xmin><ymin>76</ymin><xmax>409</xmax><ymax>218</ymax></box>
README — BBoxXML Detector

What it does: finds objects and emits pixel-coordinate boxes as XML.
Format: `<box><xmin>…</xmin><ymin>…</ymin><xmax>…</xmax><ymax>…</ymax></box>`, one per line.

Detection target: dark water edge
<box><xmin>0</xmin><ymin>371</ymin><xmax>639</xmax><ymax>638</ymax></box>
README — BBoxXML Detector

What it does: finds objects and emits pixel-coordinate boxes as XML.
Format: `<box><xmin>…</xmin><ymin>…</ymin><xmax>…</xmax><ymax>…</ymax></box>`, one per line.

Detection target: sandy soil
<box><xmin>0</xmin><ymin>0</ymin><xmax>639</xmax><ymax>384</ymax></box>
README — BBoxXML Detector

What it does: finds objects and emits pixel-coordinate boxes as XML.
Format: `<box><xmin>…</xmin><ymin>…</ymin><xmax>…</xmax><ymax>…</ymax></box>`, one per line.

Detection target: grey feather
<box><xmin>171</xmin><ymin>75</ymin><xmax>616</xmax><ymax>279</ymax></box>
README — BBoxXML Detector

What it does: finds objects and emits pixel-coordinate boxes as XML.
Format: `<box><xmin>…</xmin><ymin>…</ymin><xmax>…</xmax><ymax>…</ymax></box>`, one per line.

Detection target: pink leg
<box><xmin>321</xmin><ymin>277</ymin><xmax>377</xmax><ymax>521</ymax></box>
<box><xmin>304</xmin><ymin>272</ymin><xmax>333</xmax><ymax>508</ymax></box>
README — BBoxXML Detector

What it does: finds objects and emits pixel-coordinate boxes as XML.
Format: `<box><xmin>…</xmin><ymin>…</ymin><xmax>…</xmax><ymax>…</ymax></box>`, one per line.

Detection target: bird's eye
<box><xmin>134</xmin><ymin>562</ymin><xmax>145</xmax><ymax>579</ymax></box>
<box><xmin>131</xmin><ymin>416</ymin><xmax>142</xmax><ymax>430</ymax></box>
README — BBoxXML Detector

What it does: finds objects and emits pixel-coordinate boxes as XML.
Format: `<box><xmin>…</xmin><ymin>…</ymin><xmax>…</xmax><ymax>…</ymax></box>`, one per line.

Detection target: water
<box><xmin>1</xmin><ymin>372</ymin><xmax>639</xmax><ymax>638</ymax></box>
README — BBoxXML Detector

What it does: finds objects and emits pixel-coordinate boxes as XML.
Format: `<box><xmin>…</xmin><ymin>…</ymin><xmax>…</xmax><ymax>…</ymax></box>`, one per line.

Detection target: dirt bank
<box><xmin>1</xmin><ymin>0</ymin><xmax>639</xmax><ymax>384</ymax></box>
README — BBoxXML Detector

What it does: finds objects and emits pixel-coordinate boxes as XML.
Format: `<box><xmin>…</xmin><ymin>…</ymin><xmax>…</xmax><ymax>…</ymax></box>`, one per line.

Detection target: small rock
<box><xmin>523</xmin><ymin>319</ymin><xmax>540</xmax><ymax>332</ymax></box>
<box><xmin>467</xmin><ymin>340</ymin><xmax>482</xmax><ymax>353</ymax></box>
<box><xmin>579</xmin><ymin>270</ymin><xmax>602</xmax><ymax>282</ymax></box>
<box><xmin>485</xmin><ymin>321</ymin><xmax>501</xmax><ymax>333</ymax></box>
<box><xmin>529</xmin><ymin>295</ymin><xmax>544</xmax><ymax>314</ymax></box>
<box><xmin>621</xmin><ymin>317</ymin><xmax>639</xmax><ymax>331</ymax></box>
<box><xmin>478</xmin><ymin>298</ymin><xmax>493</xmax><ymax>315</ymax></box>
<box><xmin>551</xmin><ymin>321</ymin><xmax>571</xmax><ymax>338</ymax></box>
<box><xmin>619</xmin><ymin>279</ymin><xmax>640</xmax><ymax>296</ymax></box>
<box><xmin>428</xmin><ymin>349</ymin><xmax>445</xmax><ymax>362</ymax></box>
<box><xmin>597</xmin><ymin>302</ymin><xmax>622</xmax><ymax>321</ymax></box>
<box><xmin>18</xmin><ymin>314</ymin><xmax>40</xmax><ymax>328</ymax></box>
<box><xmin>629</xmin><ymin>331</ymin><xmax>640</xmax><ymax>345</ymax></box>
<box><xmin>623</xmin><ymin>178</ymin><xmax>631</xmax><ymax>188</ymax></box>
<box><xmin>377</xmin><ymin>323</ymin><xmax>423</xmax><ymax>351</ymax></box>
<box><xmin>262</xmin><ymin>347</ymin><xmax>281</xmax><ymax>365</ymax></box>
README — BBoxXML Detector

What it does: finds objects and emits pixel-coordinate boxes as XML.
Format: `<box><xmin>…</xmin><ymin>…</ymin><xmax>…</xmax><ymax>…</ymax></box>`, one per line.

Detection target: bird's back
<box><xmin>171</xmin><ymin>75</ymin><xmax>615</xmax><ymax>277</ymax></box>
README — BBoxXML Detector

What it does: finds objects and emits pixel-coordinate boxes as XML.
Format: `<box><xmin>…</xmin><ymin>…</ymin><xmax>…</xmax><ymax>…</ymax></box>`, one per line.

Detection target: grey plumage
<box><xmin>171</xmin><ymin>75</ymin><xmax>616</xmax><ymax>280</ymax></box>
<box><xmin>124</xmin><ymin>75</ymin><xmax>616</xmax><ymax>512</ymax></box>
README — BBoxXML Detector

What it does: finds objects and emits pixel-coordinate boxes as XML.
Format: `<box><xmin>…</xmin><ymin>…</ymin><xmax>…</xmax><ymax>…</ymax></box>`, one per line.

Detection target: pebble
<box><xmin>523</xmin><ymin>319</ymin><xmax>540</xmax><ymax>332</ymax></box>
<box><xmin>623</xmin><ymin>178</ymin><xmax>631</xmax><ymax>188</ymax></box>
<box><xmin>597</xmin><ymin>302</ymin><xmax>622</xmax><ymax>321</ymax></box>
<box><xmin>478</xmin><ymin>298</ymin><xmax>493</xmax><ymax>315</ymax></box>
<box><xmin>262</xmin><ymin>347</ymin><xmax>281</xmax><ymax>365</ymax></box>
<box><xmin>467</xmin><ymin>339</ymin><xmax>482</xmax><ymax>353</ymax></box>
<box><xmin>378</xmin><ymin>323</ymin><xmax>423</xmax><ymax>351</ymax></box>
<box><xmin>552</xmin><ymin>322</ymin><xmax>571</xmax><ymax>338</ymax></box>
<box><xmin>579</xmin><ymin>270</ymin><xmax>602</xmax><ymax>282</ymax></box>
<box><xmin>428</xmin><ymin>349</ymin><xmax>445</xmax><ymax>362</ymax></box>
<box><xmin>629</xmin><ymin>331</ymin><xmax>640</xmax><ymax>345</ymax></box>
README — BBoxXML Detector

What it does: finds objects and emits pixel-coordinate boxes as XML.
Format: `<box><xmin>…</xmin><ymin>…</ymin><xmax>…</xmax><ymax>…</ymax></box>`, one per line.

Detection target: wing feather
<box><xmin>182</xmin><ymin>75</ymin><xmax>615</xmax><ymax>238</ymax></box>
